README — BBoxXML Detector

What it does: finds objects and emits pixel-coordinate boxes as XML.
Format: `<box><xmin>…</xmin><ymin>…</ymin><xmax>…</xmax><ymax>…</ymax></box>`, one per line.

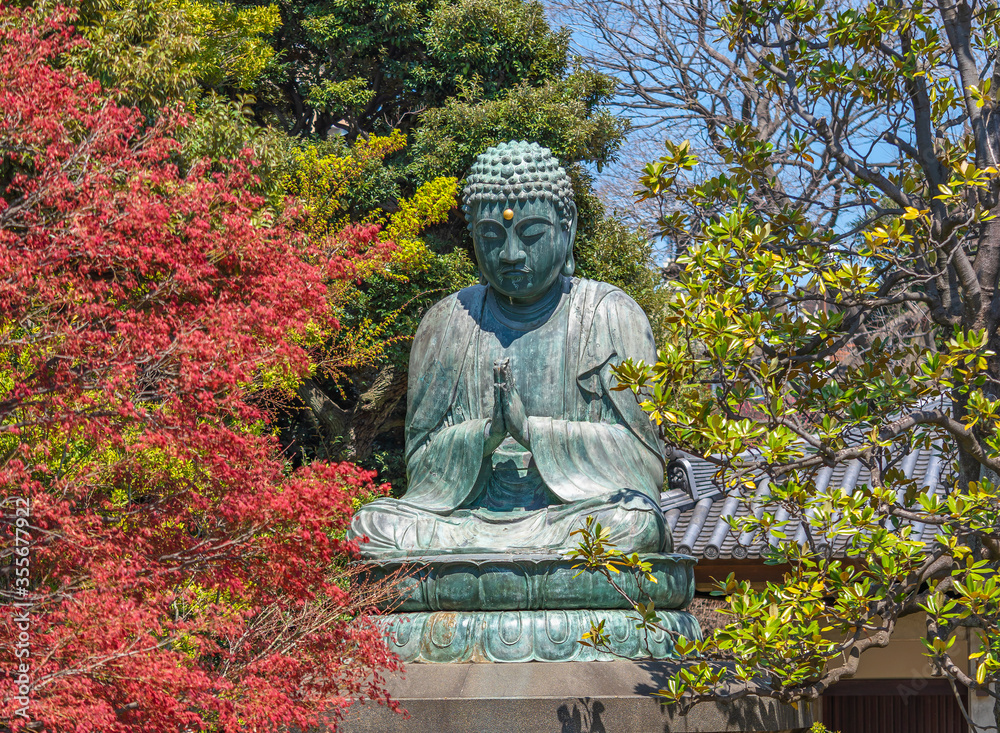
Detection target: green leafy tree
<box><xmin>575</xmin><ymin>1</ymin><xmax>1000</xmax><ymax>730</ymax></box>
<box><xmin>246</xmin><ymin>0</ymin><xmax>568</xmax><ymax>140</ymax></box>
<box><xmin>407</xmin><ymin>66</ymin><xmax>623</xmax><ymax>181</ymax></box>
<box><xmin>71</xmin><ymin>0</ymin><xmax>281</xmax><ymax>109</ymax></box>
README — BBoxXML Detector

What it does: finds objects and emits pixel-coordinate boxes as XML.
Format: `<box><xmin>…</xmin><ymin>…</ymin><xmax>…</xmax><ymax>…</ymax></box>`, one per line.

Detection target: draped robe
<box><xmin>349</xmin><ymin>277</ymin><xmax>668</xmax><ymax>557</ymax></box>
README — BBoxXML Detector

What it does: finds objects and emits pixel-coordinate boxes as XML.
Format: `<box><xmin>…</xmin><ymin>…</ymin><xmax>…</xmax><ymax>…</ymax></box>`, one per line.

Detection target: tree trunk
<box><xmin>349</xmin><ymin>365</ymin><xmax>408</xmax><ymax>461</ymax></box>
<box><xmin>295</xmin><ymin>367</ymin><xmax>408</xmax><ymax>462</ymax></box>
<box><xmin>297</xmin><ymin>378</ymin><xmax>350</xmax><ymax>445</ymax></box>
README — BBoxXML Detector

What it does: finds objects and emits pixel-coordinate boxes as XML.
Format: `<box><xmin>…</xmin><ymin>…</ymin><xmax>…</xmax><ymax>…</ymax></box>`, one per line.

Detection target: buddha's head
<box><xmin>462</xmin><ymin>141</ymin><xmax>578</xmax><ymax>304</ymax></box>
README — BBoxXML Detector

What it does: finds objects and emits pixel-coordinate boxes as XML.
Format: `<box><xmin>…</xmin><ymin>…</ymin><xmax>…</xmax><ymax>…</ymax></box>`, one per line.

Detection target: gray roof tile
<box><xmin>663</xmin><ymin>446</ymin><xmax>949</xmax><ymax>560</ymax></box>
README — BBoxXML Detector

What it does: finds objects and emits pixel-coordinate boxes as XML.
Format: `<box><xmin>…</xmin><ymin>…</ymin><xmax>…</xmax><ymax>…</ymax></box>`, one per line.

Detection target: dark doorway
<box><xmin>823</xmin><ymin>679</ymin><xmax>969</xmax><ymax>733</ymax></box>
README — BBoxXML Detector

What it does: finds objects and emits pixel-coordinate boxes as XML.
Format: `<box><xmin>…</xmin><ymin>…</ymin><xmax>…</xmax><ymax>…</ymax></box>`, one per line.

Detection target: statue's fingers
<box><xmin>500</xmin><ymin>360</ymin><xmax>513</xmax><ymax>388</ymax></box>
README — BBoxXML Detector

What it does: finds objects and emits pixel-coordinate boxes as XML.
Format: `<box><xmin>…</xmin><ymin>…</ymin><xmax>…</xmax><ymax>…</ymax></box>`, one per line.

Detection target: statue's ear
<box><xmin>562</xmin><ymin>250</ymin><xmax>576</xmax><ymax>277</ymax></box>
<box><xmin>562</xmin><ymin>201</ymin><xmax>578</xmax><ymax>277</ymax></box>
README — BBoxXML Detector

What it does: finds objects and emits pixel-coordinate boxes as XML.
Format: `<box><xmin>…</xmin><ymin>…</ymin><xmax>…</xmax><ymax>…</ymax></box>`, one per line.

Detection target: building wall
<box><xmin>849</xmin><ymin>612</ymin><xmax>970</xmax><ymax>680</ymax></box>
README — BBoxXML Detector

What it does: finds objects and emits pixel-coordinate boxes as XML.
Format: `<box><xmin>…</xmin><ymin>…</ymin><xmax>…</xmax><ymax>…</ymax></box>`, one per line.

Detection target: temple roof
<box><xmin>661</xmin><ymin>446</ymin><xmax>949</xmax><ymax>560</ymax></box>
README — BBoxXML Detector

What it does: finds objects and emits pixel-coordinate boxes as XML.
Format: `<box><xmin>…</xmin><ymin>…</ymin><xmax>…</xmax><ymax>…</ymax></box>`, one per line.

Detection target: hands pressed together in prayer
<box><xmin>484</xmin><ymin>358</ymin><xmax>530</xmax><ymax>454</ymax></box>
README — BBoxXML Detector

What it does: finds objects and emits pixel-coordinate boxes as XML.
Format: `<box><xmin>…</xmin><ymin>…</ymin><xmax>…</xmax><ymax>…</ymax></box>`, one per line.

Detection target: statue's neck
<box><xmin>488</xmin><ymin>277</ymin><xmax>567</xmax><ymax>328</ymax></box>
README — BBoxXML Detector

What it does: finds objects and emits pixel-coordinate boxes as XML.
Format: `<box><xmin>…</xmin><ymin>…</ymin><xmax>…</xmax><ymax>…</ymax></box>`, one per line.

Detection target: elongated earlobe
<box><xmin>562</xmin><ymin>201</ymin><xmax>578</xmax><ymax>277</ymax></box>
<box><xmin>562</xmin><ymin>250</ymin><xmax>576</xmax><ymax>277</ymax></box>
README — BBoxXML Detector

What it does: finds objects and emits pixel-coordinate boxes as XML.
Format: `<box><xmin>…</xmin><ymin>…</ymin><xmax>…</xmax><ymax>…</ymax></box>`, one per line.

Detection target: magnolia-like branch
<box><xmin>881</xmin><ymin>408</ymin><xmax>1000</xmax><ymax>475</ymax></box>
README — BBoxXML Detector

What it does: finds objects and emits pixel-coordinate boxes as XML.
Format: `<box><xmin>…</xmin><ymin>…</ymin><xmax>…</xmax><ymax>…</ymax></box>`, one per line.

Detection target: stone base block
<box><xmin>382</xmin><ymin>608</ymin><xmax>701</xmax><ymax>663</ymax></box>
<box><xmin>361</xmin><ymin>553</ymin><xmax>696</xmax><ymax>612</ymax></box>
<box><xmin>335</xmin><ymin>660</ymin><xmax>813</xmax><ymax>732</ymax></box>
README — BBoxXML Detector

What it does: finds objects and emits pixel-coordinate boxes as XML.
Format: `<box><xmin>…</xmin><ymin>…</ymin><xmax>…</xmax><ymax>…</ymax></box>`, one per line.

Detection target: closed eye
<box><xmin>476</xmin><ymin>221</ymin><xmax>506</xmax><ymax>244</ymax></box>
<box><xmin>516</xmin><ymin>218</ymin><xmax>553</xmax><ymax>243</ymax></box>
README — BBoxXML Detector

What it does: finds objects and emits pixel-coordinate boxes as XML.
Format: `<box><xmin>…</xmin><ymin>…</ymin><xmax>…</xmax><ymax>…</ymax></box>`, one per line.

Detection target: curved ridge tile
<box><xmin>677</xmin><ymin>497</ymin><xmax>714</xmax><ymax>555</ymax></box>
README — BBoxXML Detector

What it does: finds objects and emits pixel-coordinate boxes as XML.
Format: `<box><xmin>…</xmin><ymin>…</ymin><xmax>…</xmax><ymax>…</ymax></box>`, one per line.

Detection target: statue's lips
<box><xmin>501</xmin><ymin>267</ymin><xmax>532</xmax><ymax>277</ymax></box>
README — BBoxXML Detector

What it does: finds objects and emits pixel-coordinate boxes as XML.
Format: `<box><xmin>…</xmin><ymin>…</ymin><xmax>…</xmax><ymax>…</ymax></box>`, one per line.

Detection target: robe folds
<box><xmin>349</xmin><ymin>277</ymin><xmax>668</xmax><ymax>556</ymax></box>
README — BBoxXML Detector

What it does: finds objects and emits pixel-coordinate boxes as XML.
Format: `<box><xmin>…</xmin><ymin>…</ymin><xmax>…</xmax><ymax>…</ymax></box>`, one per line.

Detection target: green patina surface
<box><xmin>346</xmin><ymin>142</ymin><xmax>700</xmax><ymax>662</ymax></box>
<box><xmin>362</xmin><ymin>553</ymin><xmax>696</xmax><ymax>612</ymax></box>
<box><xmin>381</xmin><ymin>609</ymin><xmax>702</xmax><ymax>664</ymax></box>
<box><xmin>347</xmin><ymin>141</ymin><xmax>670</xmax><ymax>559</ymax></box>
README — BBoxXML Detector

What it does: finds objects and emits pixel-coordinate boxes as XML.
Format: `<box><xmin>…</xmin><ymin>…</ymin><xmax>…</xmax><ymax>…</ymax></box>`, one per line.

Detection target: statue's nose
<box><xmin>499</xmin><ymin>235</ymin><xmax>525</xmax><ymax>264</ymax></box>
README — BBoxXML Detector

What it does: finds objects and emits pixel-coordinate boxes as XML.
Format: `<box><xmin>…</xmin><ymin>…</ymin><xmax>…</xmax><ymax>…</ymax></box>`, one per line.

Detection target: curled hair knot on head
<box><xmin>461</xmin><ymin>141</ymin><xmax>575</xmax><ymax>230</ymax></box>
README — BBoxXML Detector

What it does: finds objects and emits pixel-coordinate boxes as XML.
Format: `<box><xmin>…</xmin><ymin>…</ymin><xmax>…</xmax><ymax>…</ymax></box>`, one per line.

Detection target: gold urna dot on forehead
<box><xmin>503</xmin><ymin>208</ymin><xmax>514</xmax><ymax>220</ymax></box>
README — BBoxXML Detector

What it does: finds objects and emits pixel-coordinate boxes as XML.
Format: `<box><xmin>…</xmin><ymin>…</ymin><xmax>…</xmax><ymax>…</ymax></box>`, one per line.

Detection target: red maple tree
<box><xmin>0</xmin><ymin>8</ymin><xmax>399</xmax><ymax>731</ymax></box>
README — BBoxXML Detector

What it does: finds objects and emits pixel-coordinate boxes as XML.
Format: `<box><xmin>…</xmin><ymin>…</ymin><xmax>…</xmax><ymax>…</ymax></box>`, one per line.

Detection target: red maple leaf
<box><xmin>0</xmin><ymin>8</ymin><xmax>400</xmax><ymax>732</ymax></box>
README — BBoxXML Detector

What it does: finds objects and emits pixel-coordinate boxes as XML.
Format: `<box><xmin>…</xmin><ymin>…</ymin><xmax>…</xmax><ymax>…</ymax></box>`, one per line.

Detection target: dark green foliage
<box><xmin>257</xmin><ymin>0</ymin><xmax>665</xmax><ymax>472</ymax></box>
<box><xmin>424</xmin><ymin>0</ymin><xmax>567</xmax><ymax>94</ymax></box>
<box><xmin>408</xmin><ymin>69</ymin><xmax>624</xmax><ymax>183</ymax></box>
<box><xmin>250</xmin><ymin>0</ymin><xmax>568</xmax><ymax>140</ymax></box>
